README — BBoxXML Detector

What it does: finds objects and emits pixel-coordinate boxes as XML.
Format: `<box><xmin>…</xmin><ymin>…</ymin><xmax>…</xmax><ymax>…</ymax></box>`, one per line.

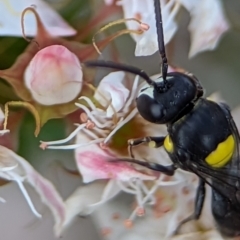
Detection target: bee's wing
<box><xmin>188</xmin><ymin>157</ymin><xmax>240</xmax><ymax>204</ymax></box>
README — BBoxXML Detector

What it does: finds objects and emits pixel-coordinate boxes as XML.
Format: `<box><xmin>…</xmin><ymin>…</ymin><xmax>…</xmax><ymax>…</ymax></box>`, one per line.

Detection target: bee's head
<box><xmin>136</xmin><ymin>72</ymin><xmax>203</xmax><ymax>124</ymax></box>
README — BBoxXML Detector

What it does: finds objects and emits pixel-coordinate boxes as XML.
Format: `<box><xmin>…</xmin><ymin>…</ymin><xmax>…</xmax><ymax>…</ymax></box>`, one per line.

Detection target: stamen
<box><xmin>79</xmin><ymin>96</ymin><xmax>99</xmax><ymax>111</ymax></box>
<box><xmin>140</xmin><ymin>23</ymin><xmax>150</xmax><ymax>31</ymax></box>
<box><xmin>135</xmin><ymin>180</ymin><xmax>144</xmax><ymax>209</ymax></box>
<box><xmin>92</xmin><ymin>18</ymin><xmax>148</xmax><ymax>54</ymax></box>
<box><xmin>117</xmin><ymin>180</ymin><xmax>137</xmax><ymax>195</ymax></box>
<box><xmin>136</xmin><ymin>207</ymin><xmax>145</xmax><ymax>217</ymax></box>
<box><xmin>139</xmin><ymin>179</ymin><xmax>156</xmax><ymax>204</ymax></box>
<box><xmin>75</xmin><ymin>103</ymin><xmax>112</xmax><ymax>128</ymax></box>
<box><xmin>104</xmin><ymin>108</ymin><xmax>138</xmax><ymax>144</ymax></box>
<box><xmin>124</xmin><ymin>75</ymin><xmax>140</xmax><ymax>112</ymax></box>
<box><xmin>84</xmin><ymin>83</ymin><xmax>118</xmax><ymax>124</ymax></box>
<box><xmin>92</xmin><ymin>127</ymin><xmax>108</xmax><ymax>137</ymax></box>
<box><xmin>45</xmin><ymin>138</ymin><xmax>105</xmax><ymax>150</ymax></box>
<box><xmin>7</xmin><ymin>171</ymin><xmax>42</xmax><ymax>218</ymax></box>
<box><xmin>82</xmin><ymin>128</ymin><xmax>100</xmax><ymax>139</ymax></box>
<box><xmin>124</xmin><ymin>219</ymin><xmax>133</xmax><ymax>229</ymax></box>
<box><xmin>80</xmin><ymin>113</ymin><xmax>88</xmax><ymax>123</ymax></box>
<box><xmin>99</xmin><ymin>142</ymin><xmax>108</xmax><ymax>150</ymax></box>
<box><xmin>21</xmin><ymin>7</ymin><xmax>40</xmax><ymax>48</ymax></box>
<box><xmin>86</xmin><ymin>120</ymin><xmax>95</xmax><ymax>129</ymax></box>
<box><xmin>4</xmin><ymin>101</ymin><xmax>41</xmax><ymax>137</ymax></box>
<box><xmin>40</xmin><ymin>124</ymin><xmax>86</xmax><ymax>147</ymax></box>
<box><xmin>128</xmin><ymin>177</ymin><xmax>162</xmax><ymax>221</ymax></box>
<box><xmin>0</xmin><ymin>164</ymin><xmax>18</xmax><ymax>172</ymax></box>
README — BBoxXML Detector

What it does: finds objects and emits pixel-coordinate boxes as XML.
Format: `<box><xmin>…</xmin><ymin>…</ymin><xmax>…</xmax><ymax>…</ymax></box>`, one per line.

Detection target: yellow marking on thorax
<box><xmin>205</xmin><ymin>135</ymin><xmax>235</xmax><ymax>168</ymax></box>
<box><xmin>164</xmin><ymin>135</ymin><xmax>174</xmax><ymax>153</ymax></box>
<box><xmin>148</xmin><ymin>141</ymin><xmax>156</xmax><ymax>148</ymax></box>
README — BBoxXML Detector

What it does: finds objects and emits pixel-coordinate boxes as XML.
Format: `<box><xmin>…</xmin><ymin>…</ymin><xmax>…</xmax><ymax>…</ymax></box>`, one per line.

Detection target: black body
<box><xmin>84</xmin><ymin>0</ymin><xmax>240</xmax><ymax>237</ymax></box>
<box><xmin>166</xmin><ymin>96</ymin><xmax>240</xmax><ymax>237</ymax></box>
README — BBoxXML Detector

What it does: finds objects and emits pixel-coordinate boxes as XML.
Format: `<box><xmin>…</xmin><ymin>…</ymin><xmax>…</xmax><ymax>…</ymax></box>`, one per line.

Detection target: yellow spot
<box><xmin>149</xmin><ymin>141</ymin><xmax>156</xmax><ymax>148</ymax></box>
<box><xmin>164</xmin><ymin>135</ymin><xmax>174</xmax><ymax>153</ymax></box>
<box><xmin>205</xmin><ymin>135</ymin><xmax>235</xmax><ymax>168</ymax></box>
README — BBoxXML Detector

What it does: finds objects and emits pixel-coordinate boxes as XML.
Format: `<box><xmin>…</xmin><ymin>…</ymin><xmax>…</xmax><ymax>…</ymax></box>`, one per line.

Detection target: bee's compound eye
<box><xmin>136</xmin><ymin>94</ymin><xmax>165</xmax><ymax>124</ymax></box>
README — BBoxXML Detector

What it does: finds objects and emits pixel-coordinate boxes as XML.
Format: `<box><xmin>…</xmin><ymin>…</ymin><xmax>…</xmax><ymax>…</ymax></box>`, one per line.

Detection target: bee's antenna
<box><xmin>85</xmin><ymin>60</ymin><xmax>157</xmax><ymax>87</ymax></box>
<box><xmin>154</xmin><ymin>0</ymin><xmax>168</xmax><ymax>84</ymax></box>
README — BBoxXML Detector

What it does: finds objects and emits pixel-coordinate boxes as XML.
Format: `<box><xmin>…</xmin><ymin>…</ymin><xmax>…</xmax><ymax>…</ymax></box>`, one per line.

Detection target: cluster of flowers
<box><xmin>0</xmin><ymin>0</ymin><xmax>235</xmax><ymax>239</ymax></box>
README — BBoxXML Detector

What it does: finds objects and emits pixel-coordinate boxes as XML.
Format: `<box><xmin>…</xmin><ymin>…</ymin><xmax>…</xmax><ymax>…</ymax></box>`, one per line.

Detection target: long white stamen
<box><xmin>82</xmin><ymin>128</ymin><xmax>100</xmax><ymax>139</ymax></box>
<box><xmin>75</xmin><ymin>103</ymin><xmax>112</xmax><ymax>128</ymax></box>
<box><xmin>0</xmin><ymin>164</ymin><xmax>18</xmax><ymax>172</ymax></box>
<box><xmin>135</xmin><ymin>180</ymin><xmax>144</xmax><ymax>208</ymax></box>
<box><xmin>92</xmin><ymin>110</ymin><xmax>108</xmax><ymax>117</ymax></box>
<box><xmin>7</xmin><ymin>171</ymin><xmax>42</xmax><ymax>218</ymax></box>
<box><xmin>117</xmin><ymin>180</ymin><xmax>137</xmax><ymax>195</ymax></box>
<box><xmin>124</xmin><ymin>75</ymin><xmax>139</xmax><ymax>112</ymax></box>
<box><xmin>40</xmin><ymin>124</ymin><xmax>86</xmax><ymax>146</ymax></box>
<box><xmin>88</xmin><ymin>127</ymin><xmax>108</xmax><ymax>138</ymax></box>
<box><xmin>138</xmin><ymin>179</ymin><xmax>155</xmax><ymax>204</ymax></box>
<box><xmin>104</xmin><ymin>108</ymin><xmax>138</xmax><ymax>144</ymax></box>
<box><xmin>46</xmin><ymin>138</ymin><xmax>105</xmax><ymax>149</ymax></box>
<box><xmin>78</xmin><ymin>96</ymin><xmax>98</xmax><ymax>111</ymax></box>
<box><xmin>128</xmin><ymin>178</ymin><xmax>160</xmax><ymax>221</ymax></box>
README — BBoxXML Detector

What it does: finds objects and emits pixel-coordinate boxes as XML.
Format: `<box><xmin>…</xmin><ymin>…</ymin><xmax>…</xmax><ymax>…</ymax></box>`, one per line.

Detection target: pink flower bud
<box><xmin>24</xmin><ymin>45</ymin><xmax>83</xmax><ymax>105</ymax></box>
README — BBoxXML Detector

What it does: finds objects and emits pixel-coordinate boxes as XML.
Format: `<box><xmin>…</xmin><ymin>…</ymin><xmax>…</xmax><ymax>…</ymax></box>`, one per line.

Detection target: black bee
<box><xmin>85</xmin><ymin>0</ymin><xmax>240</xmax><ymax>237</ymax></box>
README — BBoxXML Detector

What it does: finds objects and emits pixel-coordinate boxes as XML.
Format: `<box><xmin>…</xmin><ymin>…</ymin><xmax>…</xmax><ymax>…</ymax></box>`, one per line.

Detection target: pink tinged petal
<box><xmin>0</xmin><ymin>146</ymin><xmax>65</xmax><ymax>234</ymax></box>
<box><xmin>75</xmin><ymin>134</ymin><xmax>155</xmax><ymax>183</ymax></box>
<box><xmin>94</xmin><ymin>71</ymin><xmax>129</xmax><ymax>117</ymax></box>
<box><xmin>0</xmin><ymin>0</ymin><xmax>76</xmax><ymax>37</ymax></box>
<box><xmin>179</xmin><ymin>0</ymin><xmax>230</xmax><ymax>57</ymax></box>
<box><xmin>76</xmin><ymin>151</ymin><xmax>155</xmax><ymax>183</ymax></box>
<box><xmin>24</xmin><ymin>45</ymin><xmax>83</xmax><ymax>105</ymax></box>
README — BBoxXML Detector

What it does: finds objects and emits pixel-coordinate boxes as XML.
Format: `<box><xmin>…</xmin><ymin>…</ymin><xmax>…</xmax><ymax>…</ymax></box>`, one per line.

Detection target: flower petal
<box><xmin>179</xmin><ymin>0</ymin><xmax>229</xmax><ymax>57</ymax></box>
<box><xmin>75</xmin><ymin>134</ymin><xmax>155</xmax><ymax>183</ymax></box>
<box><xmin>119</xmin><ymin>0</ymin><xmax>178</xmax><ymax>56</ymax></box>
<box><xmin>0</xmin><ymin>146</ymin><xmax>65</xmax><ymax>234</ymax></box>
<box><xmin>24</xmin><ymin>45</ymin><xmax>83</xmax><ymax>105</ymax></box>
<box><xmin>0</xmin><ymin>0</ymin><xmax>76</xmax><ymax>36</ymax></box>
<box><xmin>0</xmin><ymin>6</ymin><xmax>110</xmax><ymax>125</ymax></box>
<box><xmin>62</xmin><ymin>179</ymin><xmax>121</xmax><ymax>235</ymax></box>
<box><xmin>94</xmin><ymin>71</ymin><xmax>129</xmax><ymax>117</ymax></box>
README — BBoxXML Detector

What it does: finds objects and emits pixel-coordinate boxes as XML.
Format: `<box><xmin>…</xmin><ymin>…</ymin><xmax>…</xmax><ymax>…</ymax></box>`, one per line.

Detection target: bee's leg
<box><xmin>109</xmin><ymin>157</ymin><xmax>176</xmax><ymax>176</ymax></box>
<box><xmin>173</xmin><ymin>179</ymin><xmax>205</xmax><ymax>235</ymax></box>
<box><xmin>128</xmin><ymin>136</ymin><xmax>165</xmax><ymax>158</ymax></box>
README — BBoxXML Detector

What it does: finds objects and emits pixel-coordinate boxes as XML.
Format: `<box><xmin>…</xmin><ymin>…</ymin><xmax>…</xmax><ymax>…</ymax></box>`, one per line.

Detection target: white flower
<box><xmin>179</xmin><ymin>0</ymin><xmax>230</xmax><ymax>57</ymax></box>
<box><xmin>0</xmin><ymin>0</ymin><xmax>76</xmax><ymax>37</ymax></box>
<box><xmin>116</xmin><ymin>0</ymin><xmax>229</xmax><ymax>57</ymax></box>
<box><xmin>40</xmin><ymin>71</ymin><xmax>201</xmax><ymax>237</ymax></box>
<box><xmin>119</xmin><ymin>0</ymin><xmax>179</xmax><ymax>56</ymax></box>
<box><xmin>0</xmin><ymin>145</ymin><xmax>65</xmax><ymax>234</ymax></box>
